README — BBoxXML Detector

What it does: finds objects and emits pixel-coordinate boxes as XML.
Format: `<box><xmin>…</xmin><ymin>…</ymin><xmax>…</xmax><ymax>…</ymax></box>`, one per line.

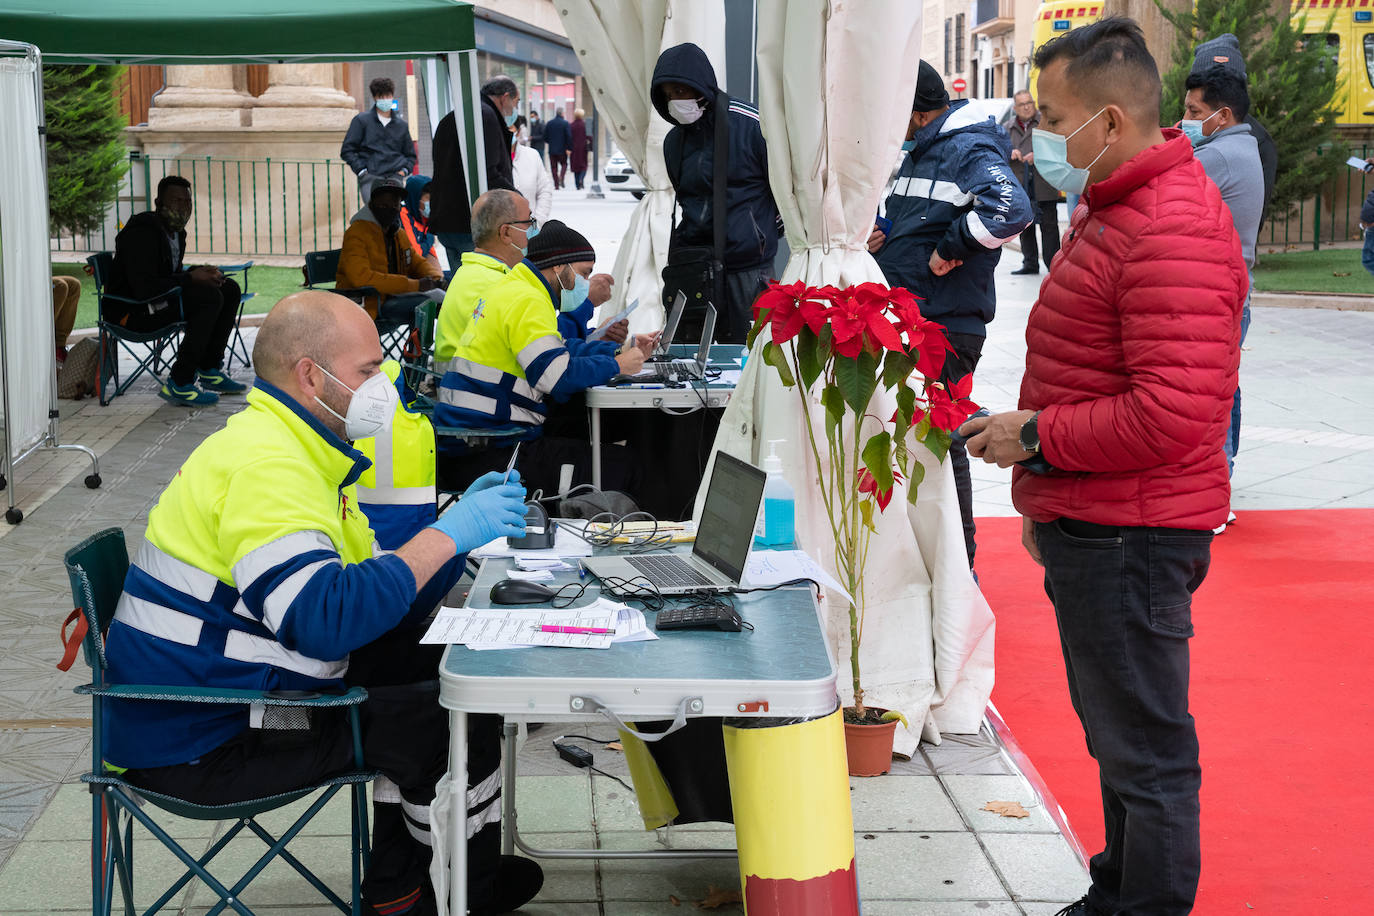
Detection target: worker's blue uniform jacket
<box><xmin>435</xmin><ymin>260</ymin><xmax>619</xmax><ymax>449</ymax></box>
<box><xmin>102</xmin><ymin>380</ymin><xmax>463</xmax><ymax>769</ymax></box>
<box><xmin>875</xmin><ymin>100</ymin><xmax>1033</xmax><ymax>338</ymax></box>
<box><xmin>557</xmin><ymin>296</ymin><xmax>622</xmax><ymax>355</ymax></box>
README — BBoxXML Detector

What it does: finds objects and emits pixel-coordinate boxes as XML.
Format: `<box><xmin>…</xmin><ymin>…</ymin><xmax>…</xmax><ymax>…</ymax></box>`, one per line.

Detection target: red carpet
<box><xmin>979</xmin><ymin>509</ymin><xmax>1374</xmax><ymax>912</ymax></box>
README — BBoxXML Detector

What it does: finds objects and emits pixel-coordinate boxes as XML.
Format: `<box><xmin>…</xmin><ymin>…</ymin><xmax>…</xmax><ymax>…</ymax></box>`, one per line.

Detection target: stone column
<box><xmin>252</xmin><ymin>64</ymin><xmax>358</xmax><ymax>130</ymax></box>
<box><xmin>146</xmin><ymin>65</ymin><xmax>253</xmax><ymax>128</ymax></box>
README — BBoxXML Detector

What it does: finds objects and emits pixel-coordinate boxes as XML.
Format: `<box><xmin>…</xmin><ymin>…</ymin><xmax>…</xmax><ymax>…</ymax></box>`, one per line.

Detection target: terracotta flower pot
<box><xmin>843</xmin><ymin>707</ymin><xmax>898</xmax><ymax>777</ymax></box>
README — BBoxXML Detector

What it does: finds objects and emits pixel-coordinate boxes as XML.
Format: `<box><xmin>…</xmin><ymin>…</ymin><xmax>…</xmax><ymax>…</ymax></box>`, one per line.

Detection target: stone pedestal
<box><xmin>252</xmin><ymin>64</ymin><xmax>357</xmax><ymax>130</ymax></box>
<box><xmin>146</xmin><ymin>65</ymin><xmax>254</xmax><ymax>129</ymax></box>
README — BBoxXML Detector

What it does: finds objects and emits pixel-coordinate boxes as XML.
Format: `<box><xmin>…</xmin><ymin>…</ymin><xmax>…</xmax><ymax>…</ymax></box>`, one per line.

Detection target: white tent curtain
<box><xmin>706</xmin><ymin>0</ymin><xmax>996</xmax><ymax>753</ymax></box>
<box><xmin>0</xmin><ymin>50</ymin><xmax>56</xmax><ymax>459</ymax></box>
<box><xmin>558</xmin><ymin>0</ymin><xmax>725</xmax><ymax>335</ymax></box>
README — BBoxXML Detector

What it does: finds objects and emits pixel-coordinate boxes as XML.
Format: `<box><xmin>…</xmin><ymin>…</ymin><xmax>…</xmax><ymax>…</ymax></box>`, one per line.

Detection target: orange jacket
<box><xmin>337</xmin><ymin>209</ymin><xmax>442</xmax><ymax>316</ymax></box>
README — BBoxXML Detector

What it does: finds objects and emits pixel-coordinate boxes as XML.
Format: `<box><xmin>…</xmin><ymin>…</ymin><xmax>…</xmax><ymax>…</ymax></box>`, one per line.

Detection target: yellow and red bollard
<box><xmin>722</xmin><ymin>708</ymin><xmax>859</xmax><ymax>914</ymax></box>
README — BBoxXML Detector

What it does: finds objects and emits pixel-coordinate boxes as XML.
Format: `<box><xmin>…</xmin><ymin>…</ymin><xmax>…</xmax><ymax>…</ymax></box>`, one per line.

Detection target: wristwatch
<box><xmin>1019</xmin><ymin>411</ymin><xmax>1041</xmax><ymax>454</ymax></box>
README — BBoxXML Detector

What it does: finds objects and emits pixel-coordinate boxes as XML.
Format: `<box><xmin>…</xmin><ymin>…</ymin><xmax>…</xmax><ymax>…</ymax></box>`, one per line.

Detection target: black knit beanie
<box><xmin>913</xmin><ymin>60</ymin><xmax>950</xmax><ymax>113</ymax></box>
<box><xmin>528</xmin><ymin>220</ymin><xmax>596</xmax><ymax>269</ymax></box>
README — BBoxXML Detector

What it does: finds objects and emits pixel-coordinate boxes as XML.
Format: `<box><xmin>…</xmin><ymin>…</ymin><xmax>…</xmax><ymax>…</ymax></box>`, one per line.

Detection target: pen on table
<box><xmin>578</xmin><ymin>560</ymin><xmax>587</xmax><ymax>581</ymax></box>
<box><xmin>539</xmin><ymin>625</ymin><xmax>613</xmax><ymax>635</ymax></box>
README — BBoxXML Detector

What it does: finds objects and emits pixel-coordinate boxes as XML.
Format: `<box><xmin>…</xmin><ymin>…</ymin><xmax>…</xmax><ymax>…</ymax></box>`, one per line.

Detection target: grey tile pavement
<box><xmin>1</xmin><ymin>213</ymin><xmax>1370</xmax><ymax>913</ymax></box>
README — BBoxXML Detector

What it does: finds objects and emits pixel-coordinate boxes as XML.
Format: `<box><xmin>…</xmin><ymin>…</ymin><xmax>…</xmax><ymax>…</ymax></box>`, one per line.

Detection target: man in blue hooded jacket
<box><xmin>651</xmin><ymin>42</ymin><xmax>782</xmax><ymax>344</ymax></box>
<box><xmin>870</xmin><ymin>60</ymin><xmax>1032</xmax><ymax>571</ymax></box>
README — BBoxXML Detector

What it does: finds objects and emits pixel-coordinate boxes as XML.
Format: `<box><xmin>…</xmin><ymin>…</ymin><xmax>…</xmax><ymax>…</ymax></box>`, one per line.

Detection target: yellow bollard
<box><xmin>722</xmin><ymin>709</ymin><xmax>859</xmax><ymax>915</ymax></box>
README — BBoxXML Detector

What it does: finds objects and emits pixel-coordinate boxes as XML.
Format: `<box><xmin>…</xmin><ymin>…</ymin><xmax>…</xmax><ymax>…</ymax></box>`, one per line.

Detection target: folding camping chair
<box><xmin>302</xmin><ymin>249</ymin><xmax>408</xmax><ymax>360</ymax></box>
<box><xmin>220</xmin><ymin>261</ymin><xmax>258</xmax><ymax>371</ymax></box>
<box><xmin>64</xmin><ymin>527</ymin><xmax>376</xmax><ymax>916</ymax></box>
<box><xmin>86</xmin><ymin>253</ymin><xmax>186</xmax><ymax>406</ymax></box>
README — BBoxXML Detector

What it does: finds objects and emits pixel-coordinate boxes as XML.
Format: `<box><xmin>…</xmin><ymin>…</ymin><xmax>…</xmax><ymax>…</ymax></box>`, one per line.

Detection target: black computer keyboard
<box><xmin>626</xmin><ymin>554</ymin><xmax>715</xmax><ymax>588</ymax></box>
<box><xmin>655</xmin><ymin>604</ymin><xmax>743</xmax><ymax>632</ymax></box>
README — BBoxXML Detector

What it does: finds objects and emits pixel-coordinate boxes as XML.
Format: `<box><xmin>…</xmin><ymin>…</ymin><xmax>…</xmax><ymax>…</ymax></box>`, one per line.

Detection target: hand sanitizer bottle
<box><xmin>754</xmin><ymin>439</ymin><xmax>796</xmax><ymax>548</ymax></box>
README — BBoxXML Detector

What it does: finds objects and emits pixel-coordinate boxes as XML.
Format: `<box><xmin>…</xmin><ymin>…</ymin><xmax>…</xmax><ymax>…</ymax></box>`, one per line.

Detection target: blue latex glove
<box><xmin>463</xmin><ymin>469</ymin><xmax>520</xmax><ymax>498</ymax></box>
<box><xmin>429</xmin><ymin>482</ymin><xmax>528</xmax><ymax>552</ymax></box>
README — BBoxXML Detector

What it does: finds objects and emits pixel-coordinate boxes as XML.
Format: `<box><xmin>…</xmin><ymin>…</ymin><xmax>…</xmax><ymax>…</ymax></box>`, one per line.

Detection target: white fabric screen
<box><xmin>558</xmin><ymin>0</ymin><xmax>725</xmax><ymax>335</ymax></box>
<box><xmin>706</xmin><ymin>0</ymin><xmax>996</xmax><ymax>751</ymax></box>
<box><xmin>0</xmin><ymin>52</ymin><xmax>56</xmax><ymax>458</ymax></box>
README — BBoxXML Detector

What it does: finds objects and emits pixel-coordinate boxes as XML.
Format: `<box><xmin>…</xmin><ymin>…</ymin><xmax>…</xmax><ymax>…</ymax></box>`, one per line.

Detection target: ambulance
<box><xmin>1291</xmin><ymin>0</ymin><xmax>1374</xmax><ymax>125</ymax></box>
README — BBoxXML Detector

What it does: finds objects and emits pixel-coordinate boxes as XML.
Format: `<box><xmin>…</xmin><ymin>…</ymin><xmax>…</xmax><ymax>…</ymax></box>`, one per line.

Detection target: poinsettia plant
<box><xmin>746</xmin><ymin>280</ymin><xmax>978</xmax><ymax>720</ymax></box>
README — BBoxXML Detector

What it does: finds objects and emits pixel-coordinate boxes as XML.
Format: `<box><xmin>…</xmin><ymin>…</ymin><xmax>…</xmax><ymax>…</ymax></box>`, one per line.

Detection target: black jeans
<box><xmin>1034</xmin><ymin>519</ymin><xmax>1211</xmax><ymax>916</ymax></box>
<box><xmin>940</xmin><ymin>331</ymin><xmax>984</xmax><ymax>570</ymax></box>
<box><xmin>118</xmin><ymin>278</ymin><xmax>240</xmax><ymax>386</ymax></box>
<box><xmin>1018</xmin><ymin>199</ymin><xmax>1062</xmax><ymax>272</ymax></box>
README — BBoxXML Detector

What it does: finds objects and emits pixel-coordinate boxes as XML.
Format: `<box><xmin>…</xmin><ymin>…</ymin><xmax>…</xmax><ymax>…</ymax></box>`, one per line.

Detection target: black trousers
<box><xmin>940</xmin><ymin>331</ymin><xmax>984</xmax><ymax>570</ymax></box>
<box><xmin>122</xmin><ymin>628</ymin><xmax>504</xmax><ymax>911</ymax></box>
<box><xmin>115</xmin><ymin>278</ymin><xmax>240</xmax><ymax>386</ymax></box>
<box><xmin>1035</xmin><ymin>520</ymin><xmax>1210</xmax><ymax>915</ymax></box>
<box><xmin>1018</xmin><ymin>200</ymin><xmax>1062</xmax><ymax>272</ymax></box>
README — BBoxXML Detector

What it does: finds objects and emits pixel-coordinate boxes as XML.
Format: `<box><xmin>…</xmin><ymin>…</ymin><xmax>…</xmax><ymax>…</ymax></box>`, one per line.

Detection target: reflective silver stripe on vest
<box><xmin>232</xmin><ymin>530</ymin><xmax>336</xmax><ymax>593</ymax></box>
<box><xmin>371</xmin><ymin>419</ymin><xmax>396</xmax><ymax>488</ymax></box>
<box><xmin>436</xmin><ymin>388</ymin><xmax>546</xmax><ymax>426</ymax></box>
<box><xmin>437</xmin><ymin>355</ymin><xmax>541</xmax><ymax>402</ymax></box>
<box><xmin>356</xmin><ymin>483</ymin><xmax>438</xmax><ymax>507</ymax></box>
<box><xmin>223</xmin><ymin>630</ymin><xmax>348</xmax><ymax>680</ymax></box>
<box><xmin>528</xmin><ymin>351</ymin><xmax>569</xmax><ymax>395</ymax></box>
<box><xmin>261</xmin><ymin>558</ymin><xmax>340</xmax><ymax>633</ymax></box>
<box><xmin>114</xmin><ymin>593</ymin><xmax>204</xmax><ymax>646</ymax></box>
<box><xmin>135</xmin><ymin>540</ymin><xmax>220</xmax><ymax>602</ymax></box>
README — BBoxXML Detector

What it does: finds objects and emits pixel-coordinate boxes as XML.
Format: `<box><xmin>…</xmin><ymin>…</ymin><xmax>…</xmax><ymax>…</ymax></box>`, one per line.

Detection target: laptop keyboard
<box><xmin>637</xmin><ymin>359</ymin><xmax>701</xmax><ymax>381</ymax></box>
<box><xmin>626</xmin><ymin>554</ymin><xmax>716</xmax><ymax>588</ymax></box>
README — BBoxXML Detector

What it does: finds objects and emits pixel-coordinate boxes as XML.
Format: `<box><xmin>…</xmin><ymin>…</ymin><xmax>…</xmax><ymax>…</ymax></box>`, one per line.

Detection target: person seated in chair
<box><xmin>338</xmin><ymin>176</ymin><xmax>446</xmax><ymax>328</ymax></box>
<box><xmin>107</xmin><ymin>175</ymin><xmax>246</xmax><ymax>407</ymax></box>
<box><xmin>435</xmin><ymin>191</ymin><xmax>628</xmax><ymax>361</ymax></box>
<box><xmin>102</xmin><ymin>291</ymin><xmax>543</xmax><ymax>916</ymax></box>
<box><xmin>435</xmin><ymin>220</ymin><xmax>656</xmax><ymax>499</ymax></box>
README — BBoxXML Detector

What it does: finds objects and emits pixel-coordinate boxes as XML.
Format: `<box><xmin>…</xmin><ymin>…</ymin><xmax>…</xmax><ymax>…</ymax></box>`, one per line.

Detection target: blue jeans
<box><xmin>1222</xmin><ymin>301</ymin><xmax>1251</xmax><ymax>475</ymax></box>
<box><xmin>1034</xmin><ymin>519</ymin><xmax>1212</xmax><ymax>916</ymax></box>
<box><xmin>1363</xmin><ymin>228</ymin><xmax>1374</xmax><ymax>277</ymax></box>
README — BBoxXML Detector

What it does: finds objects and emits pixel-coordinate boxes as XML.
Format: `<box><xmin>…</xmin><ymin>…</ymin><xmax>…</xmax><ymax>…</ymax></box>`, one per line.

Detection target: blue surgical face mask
<box><xmin>901</xmin><ymin>139</ymin><xmax>917</xmax><ymax>152</ymax></box>
<box><xmin>559</xmin><ymin>267</ymin><xmax>590</xmax><ymax>312</ymax></box>
<box><xmin>375</xmin><ymin>98</ymin><xmax>396</xmax><ymax>113</ymax></box>
<box><xmin>1179</xmin><ymin>109</ymin><xmax>1222</xmax><ymax>147</ymax></box>
<box><xmin>1031</xmin><ymin>107</ymin><xmax>1109</xmax><ymax>196</ymax></box>
<box><xmin>505</xmin><ymin>111</ymin><xmax>518</xmax><ymax>127</ymax></box>
<box><xmin>506</xmin><ymin>222</ymin><xmax>535</xmax><ymax>258</ymax></box>
<box><xmin>420</xmin><ymin>202</ymin><xmax>430</xmax><ymax>218</ymax></box>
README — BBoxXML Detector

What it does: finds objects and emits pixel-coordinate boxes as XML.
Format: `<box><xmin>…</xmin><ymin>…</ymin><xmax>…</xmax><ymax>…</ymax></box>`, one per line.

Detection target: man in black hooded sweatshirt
<box><xmin>651</xmin><ymin>42</ymin><xmax>782</xmax><ymax>344</ymax></box>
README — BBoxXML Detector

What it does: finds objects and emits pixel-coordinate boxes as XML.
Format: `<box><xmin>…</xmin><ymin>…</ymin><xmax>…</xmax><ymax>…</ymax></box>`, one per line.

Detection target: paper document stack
<box><xmin>422</xmin><ymin>598</ymin><xmax>657</xmax><ymax>649</ymax></box>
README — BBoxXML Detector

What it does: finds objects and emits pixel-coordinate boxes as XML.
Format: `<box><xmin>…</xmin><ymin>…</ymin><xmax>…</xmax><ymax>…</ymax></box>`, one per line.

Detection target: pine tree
<box><xmin>44</xmin><ymin>64</ymin><xmax>128</xmax><ymax>236</ymax></box>
<box><xmin>1156</xmin><ymin>0</ymin><xmax>1344</xmax><ymax>217</ymax></box>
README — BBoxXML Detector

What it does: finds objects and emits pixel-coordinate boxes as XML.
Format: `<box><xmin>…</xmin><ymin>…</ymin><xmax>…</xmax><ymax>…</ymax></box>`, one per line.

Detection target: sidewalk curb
<box><xmin>1252</xmin><ymin>291</ymin><xmax>1374</xmax><ymax>312</ymax></box>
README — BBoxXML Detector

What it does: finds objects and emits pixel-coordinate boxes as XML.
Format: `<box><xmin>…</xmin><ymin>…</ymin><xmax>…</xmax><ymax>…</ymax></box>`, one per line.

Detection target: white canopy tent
<box><xmin>558</xmin><ymin>0</ymin><xmax>726</xmax><ymax>335</ymax></box>
<box><xmin>701</xmin><ymin>0</ymin><xmax>996</xmax><ymax>752</ymax></box>
<box><xmin>0</xmin><ymin>40</ymin><xmax>101</xmax><ymax>524</ymax></box>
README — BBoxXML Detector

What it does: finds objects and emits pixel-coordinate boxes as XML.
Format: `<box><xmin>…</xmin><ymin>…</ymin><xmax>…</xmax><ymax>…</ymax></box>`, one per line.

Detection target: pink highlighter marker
<box><xmin>539</xmin><ymin>625</ymin><xmax>614</xmax><ymax>635</ymax></box>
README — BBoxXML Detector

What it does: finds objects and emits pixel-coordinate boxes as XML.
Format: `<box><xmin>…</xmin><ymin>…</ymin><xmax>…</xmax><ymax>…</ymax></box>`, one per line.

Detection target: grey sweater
<box><xmin>1193</xmin><ymin>123</ymin><xmax>1263</xmax><ymax>272</ymax></box>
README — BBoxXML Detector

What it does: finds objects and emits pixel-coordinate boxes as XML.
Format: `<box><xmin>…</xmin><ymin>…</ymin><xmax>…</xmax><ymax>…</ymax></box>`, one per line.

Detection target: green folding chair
<box><xmin>302</xmin><ymin>249</ymin><xmax>410</xmax><ymax>360</ymax></box>
<box><xmin>221</xmin><ymin>261</ymin><xmax>258</xmax><ymax>371</ymax></box>
<box><xmin>86</xmin><ymin>253</ymin><xmax>186</xmax><ymax>406</ymax></box>
<box><xmin>64</xmin><ymin>528</ymin><xmax>376</xmax><ymax>916</ymax></box>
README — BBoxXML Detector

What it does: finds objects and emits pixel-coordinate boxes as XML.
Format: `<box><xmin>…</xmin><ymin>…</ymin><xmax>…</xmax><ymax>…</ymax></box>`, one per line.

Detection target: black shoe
<box><xmin>1053</xmin><ymin>896</ymin><xmax>1095</xmax><ymax>915</ymax></box>
<box><xmin>1010</xmin><ymin>265</ymin><xmax>1040</xmax><ymax>275</ymax></box>
<box><xmin>471</xmin><ymin>855</ymin><xmax>544</xmax><ymax>916</ymax></box>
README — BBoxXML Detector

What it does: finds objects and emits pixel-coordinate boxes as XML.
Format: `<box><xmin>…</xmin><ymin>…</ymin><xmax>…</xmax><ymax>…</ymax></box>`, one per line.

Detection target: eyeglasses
<box><xmin>505</xmin><ymin>218</ymin><xmax>538</xmax><ymax>229</ymax></box>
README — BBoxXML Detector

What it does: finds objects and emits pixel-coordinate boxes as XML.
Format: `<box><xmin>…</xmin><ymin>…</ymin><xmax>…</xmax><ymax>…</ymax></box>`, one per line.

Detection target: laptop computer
<box><xmin>582</xmin><ymin>451</ymin><xmax>765</xmax><ymax>595</ymax></box>
<box><xmin>646</xmin><ymin>291</ymin><xmax>688</xmax><ymax>361</ymax></box>
<box><xmin>616</xmin><ymin>304</ymin><xmax>715</xmax><ymax>384</ymax></box>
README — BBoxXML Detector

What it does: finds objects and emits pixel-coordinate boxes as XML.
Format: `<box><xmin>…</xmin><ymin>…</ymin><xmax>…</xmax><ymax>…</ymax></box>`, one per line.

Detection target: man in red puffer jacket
<box><xmin>960</xmin><ymin>18</ymin><xmax>1245</xmax><ymax>916</ymax></box>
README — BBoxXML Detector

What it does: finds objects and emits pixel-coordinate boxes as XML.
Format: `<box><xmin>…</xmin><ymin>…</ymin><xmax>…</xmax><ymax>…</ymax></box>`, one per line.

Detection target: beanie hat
<box><xmin>527</xmin><ymin>220</ymin><xmax>596</xmax><ymax>269</ymax></box>
<box><xmin>913</xmin><ymin>60</ymin><xmax>950</xmax><ymax>112</ymax></box>
<box><xmin>1191</xmin><ymin>33</ymin><xmax>1247</xmax><ymax>79</ymax></box>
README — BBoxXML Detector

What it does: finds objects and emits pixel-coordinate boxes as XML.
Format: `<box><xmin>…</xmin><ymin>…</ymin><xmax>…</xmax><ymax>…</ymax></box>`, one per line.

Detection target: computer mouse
<box><xmin>488</xmin><ymin>578</ymin><xmax>558</xmax><ymax>605</ymax></box>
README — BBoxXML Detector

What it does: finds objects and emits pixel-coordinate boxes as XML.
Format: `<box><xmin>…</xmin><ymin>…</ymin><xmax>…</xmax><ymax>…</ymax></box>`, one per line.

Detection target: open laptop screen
<box><xmin>657</xmin><ymin>291</ymin><xmax>688</xmax><ymax>355</ymax></box>
<box><xmin>692</xmin><ymin>451</ymin><xmax>766</xmax><ymax>582</ymax></box>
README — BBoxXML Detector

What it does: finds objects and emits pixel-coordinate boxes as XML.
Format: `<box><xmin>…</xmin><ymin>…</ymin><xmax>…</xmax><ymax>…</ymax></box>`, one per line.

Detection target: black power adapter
<box><xmin>554</xmin><ymin>741</ymin><xmax>593</xmax><ymax>769</ymax></box>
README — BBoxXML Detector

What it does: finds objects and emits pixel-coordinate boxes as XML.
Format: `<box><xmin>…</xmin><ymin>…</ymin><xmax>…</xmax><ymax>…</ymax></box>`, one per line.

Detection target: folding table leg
<box><xmin>448</xmin><ymin>710</ymin><xmax>469</xmax><ymax>916</ymax></box>
<box><xmin>721</xmin><ymin>709</ymin><xmax>859</xmax><ymax>915</ymax></box>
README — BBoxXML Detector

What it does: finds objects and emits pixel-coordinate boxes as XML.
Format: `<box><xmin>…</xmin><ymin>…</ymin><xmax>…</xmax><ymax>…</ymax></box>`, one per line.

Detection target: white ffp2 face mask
<box><xmin>668</xmin><ymin>98</ymin><xmax>705</xmax><ymax>125</ymax></box>
<box><xmin>314</xmin><ymin>366</ymin><xmax>398</xmax><ymax>441</ymax></box>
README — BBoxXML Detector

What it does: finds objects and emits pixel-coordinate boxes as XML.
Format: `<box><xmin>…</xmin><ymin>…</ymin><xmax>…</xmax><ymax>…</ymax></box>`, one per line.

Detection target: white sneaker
<box><xmin>1212</xmin><ymin>510</ymin><xmax>1237</xmax><ymax>535</ymax></box>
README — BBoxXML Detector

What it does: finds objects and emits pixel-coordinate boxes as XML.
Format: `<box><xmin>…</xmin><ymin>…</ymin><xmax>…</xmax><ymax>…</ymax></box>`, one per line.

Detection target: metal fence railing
<box><xmin>1259</xmin><ymin>143</ymin><xmax>1374</xmax><ymax>251</ymax></box>
<box><xmin>51</xmin><ymin>152</ymin><xmax>361</xmax><ymax>260</ymax></box>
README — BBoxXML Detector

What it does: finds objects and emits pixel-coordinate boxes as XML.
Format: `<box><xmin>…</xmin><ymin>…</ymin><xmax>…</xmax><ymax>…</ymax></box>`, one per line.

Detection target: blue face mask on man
<box><xmin>375</xmin><ymin>98</ymin><xmax>396</xmax><ymax>113</ymax></box>
<box><xmin>558</xmin><ymin>265</ymin><xmax>590</xmax><ymax>313</ymax></box>
<box><xmin>1179</xmin><ymin>109</ymin><xmax>1222</xmax><ymax>147</ymax></box>
<box><xmin>505</xmin><ymin>110</ymin><xmax>519</xmax><ymax>127</ymax></box>
<box><xmin>1031</xmin><ymin>107</ymin><xmax>1109</xmax><ymax>196</ymax></box>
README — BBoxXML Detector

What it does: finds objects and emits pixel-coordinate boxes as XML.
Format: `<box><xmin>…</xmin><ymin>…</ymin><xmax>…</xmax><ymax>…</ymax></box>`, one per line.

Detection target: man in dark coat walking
<box><xmin>1007</xmin><ymin>90</ymin><xmax>1062</xmax><ymax>275</ymax></box>
<box><xmin>545</xmin><ymin>108</ymin><xmax>572</xmax><ymax>189</ymax></box>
